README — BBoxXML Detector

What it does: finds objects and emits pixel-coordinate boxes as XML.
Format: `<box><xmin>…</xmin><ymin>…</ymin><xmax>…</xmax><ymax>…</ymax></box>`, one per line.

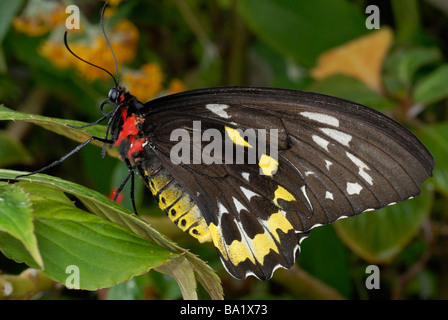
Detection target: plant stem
<box><xmin>391</xmin><ymin>0</ymin><xmax>421</xmax><ymax>43</ymax></box>
<box><xmin>226</xmin><ymin>0</ymin><xmax>248</xmax><ymax>85</ymax></box>
<box><xmin>274</xmin><ymin>265</ymin><xmax>345</xmax><ymax>300</ymax></box>
<box><xmin>0</xmin><ymin>268</ymin><xmax>59</xmax><ymax>300</ymax></box>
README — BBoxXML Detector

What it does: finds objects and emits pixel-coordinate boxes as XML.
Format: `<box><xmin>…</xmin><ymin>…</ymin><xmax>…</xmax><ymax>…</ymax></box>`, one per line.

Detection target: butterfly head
<box><xmin>108</xmin><ymin>86</ymin><xmax>145</xmax><ymax>112</ymax></box>
<box><xmin>108</xmin><ymin>87</ymin><xmax>123</xmax><ymax>104</ymax></box>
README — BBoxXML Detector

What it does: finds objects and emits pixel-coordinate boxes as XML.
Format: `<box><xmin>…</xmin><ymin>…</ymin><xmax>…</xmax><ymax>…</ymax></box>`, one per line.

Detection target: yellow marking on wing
<box><xmin>209</xmin><ymin>223</ymin><xmax>283</xmax><ymax>265</ymax></box>
<box><xmin>225</xmin><ymin>126</ymin><xmax>253</xmax><ymax>148</ymax></box>
<box><xmin>204</xmin><ymin>189</ymin><xmax>297</xmax><ymax>267</ymax></box>
<box><xmin>258</xmin><ymin>154</ymin><xmax>279</xmax><ymax>176</ymax></box>
<box><xmin>266</xmin><ymin>211</ymin><xmax>294</xmax><ymax>242</ymax></box>
<box><xmin>209</xmin><ymin>223</ymin><xmax>255</xmax><ymax>264</ymax></box>
<box><xmin>252</xmin><ymin>232</ymin><xmax>278</xmax><ymax>264</ymax></box>
<box><xmin>273</xmin><ymin>185</ymin><xmax>296</xmax><ymax>208</ymax></box>
<box><xmin>209</xmin><ymin>223</ymin><xmax>227</xmax><ymax>257</ymax></box>
<box><xmin>228</xmin><ymin>239</ymin><xmax>255</xmax><ymax>265</ymax></box>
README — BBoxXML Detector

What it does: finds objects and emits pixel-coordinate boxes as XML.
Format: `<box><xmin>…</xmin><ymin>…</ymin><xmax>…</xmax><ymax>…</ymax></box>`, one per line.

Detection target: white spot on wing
<box><xmin>300</xmin><ymin>186</ymin><xmax>313</xmax><ymax>210</ymax></box>
<box><xmin>320</xmin><ymin>128</ymin><xmax>352</xmax><ymax>147</ymax></box>
<box><xmin>325</xmin><ymin>160</ymin><xmax>332</xmax><ymax>171</ymax></box>
<box><xmin>240</xmin><ymin>186</ymin><xmax>259</xmax><ymax>201</ymax></box>
<box><xmin>233</xmin><ymin>197</ymin><xmax>248</xmax><ymax>213</ymax></box>
<box><xmin>346</xmin><ymin>182</ymin><xmax>363</xmax><ymax>195</ymax></box>
<box><xmin>300</xmin><ymin>112</ymin><xmax>339</xmax><ymax>127</ymax></box>
<box><xmin>217</xmin><ymin>202</ymin><xmax>228</xmax><ymax>218</ymax></box>
<box><xmin>206</xmin><ymin>104</ymin><xmax>231</xmax><ymax>119</ymax></box>
<box><xmin>312</xmin><ymin>135</ymin><xmax>330</xmax><ymax>152</ymax></box>
<box><xmin>346</xmin><ymin>152</ymin><xmax>373</xmax><ymax>185</ymax></box>
<box><xmin>325</xmin><ymin>191</ymin><xmax>334</xmax><ymax>200</ymax></box>
<box><xmin>241</xmin><ymin>172</ymin><xmax>250</xmax><ymax>182</ymax></box>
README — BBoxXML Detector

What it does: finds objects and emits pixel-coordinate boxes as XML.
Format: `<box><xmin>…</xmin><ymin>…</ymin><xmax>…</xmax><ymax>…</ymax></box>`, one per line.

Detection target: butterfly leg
<box><xmin>15</xmin><ymin>136</ymin><xmax>114</xmax><ymax>178</ymax></box>
<box><xmin>67</xmin><ymin>115</ymin><xmax>109</xmax><ymax>129</ymax></box>
<box><xmin>113</xmin><ymin>158</ymin><xmax>138</xmax><ymax>215</ymax></box>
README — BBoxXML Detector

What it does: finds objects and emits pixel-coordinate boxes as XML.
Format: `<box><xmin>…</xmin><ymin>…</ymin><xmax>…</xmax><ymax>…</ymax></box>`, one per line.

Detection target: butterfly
<box><xmin>18</xmin><ymin>4</ymin><xmax>435</xmax><ymax>280</ymax></box>
<box><xmin>105</xmin><ymin>85</ymin><xmax>435</xmax><ymax>280</ymax></box>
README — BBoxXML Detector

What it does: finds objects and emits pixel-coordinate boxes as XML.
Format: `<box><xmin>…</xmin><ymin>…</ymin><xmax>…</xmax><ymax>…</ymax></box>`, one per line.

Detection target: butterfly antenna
<box><xmin>64</xmin><ymin>31</ymin><xmax>118</xmax><ymax>87</ymax></box>
<box><xmin>100</xmin><ymin>2</ymin><xmax>119</xmax><ymax>85</ymax></box>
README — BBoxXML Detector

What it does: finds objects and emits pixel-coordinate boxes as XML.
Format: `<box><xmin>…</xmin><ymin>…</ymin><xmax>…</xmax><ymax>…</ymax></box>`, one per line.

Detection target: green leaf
<box><xmin>0</xmin><ymin>105</ymin><xmax>223</xmax><ymax>298</ymax></box>
<box><xmin>0</xmin><ymin>0</ymin><xmax>25</xmax><ymax>73</ymax></box>
<box><xmin>238</xmin><ymin>0</ymin><xmax>367</xmax><ymax>67</ymax></box>
<box><xmin>251</xmin><ymin>42</ymin><xmax>309</xmax><ymax>89</ymax></box>
<box><xmin>105</xmin><ymin>277</ymin><xmax>145</xmax><ymax>300</ymax></box>
<box><xmin>308</xmin><ymin>75</ymin><xmax>396</xmax><ymax>112</ymax></box>
<box><xmin>0</xmin><ymin>169</ymin><xmax>180</xmax><ymax>251</ymax></box>
<box><xmin>0</xmin><ymin>182</ymin><xmax>43</xmax><ymax>268</ymax></box>
<box><xmin>0</xmin><ymin>105</ymin><xmax>119</xmax><ymax>159</ymax></box>
<box><xmin>0</xmin><ymin>169</ymin><xmax>223</xmax><ymax>299</ymax></box>
<box><xmin>418</xmin><ymin>124</ymin><xmax>448</xmax><ymax>195</ymax></box>
<box><xmin>299</xmin><ymin>225</ymin><xmax>352</xmax><ymax>298</ymax></box>
<box><xmin>413</xmin><ymin>64</ymin><xmax>448</xmax><ymax>105</ymax></box>
<box><xmin>0</xmin><ymin>131</ymin><xmax>32</xmax><ymax>167</ymax></box>
<box><xmin>0</xmin><ymin>0</ymin><xmax>25</xmax><ymax>44</ymax></box>
<box><xmin>391</xmin><ymin>0</ymin><xmax>421</xmax><ymax>43</ymax></box>
<box><xmin>334</xmin><ymin>186</ymin><xmax>433</xmax><ymax>263</ymax></box>
<box><xmin>383</xmin><ymin>46</ymin><xmax>441</xmax><ymax>98</ymax></box>
<box><xmin>0</xmin><ymin>183</ymin><xmax>176</xmax><ymax>290</ymax></box>
<box><xmin>36</xmin><ymin>210</ymin><xmax>174</xmax><ymax>291</ymax></box>
<box><xmin>155</xmin><ymin>254</ymin><xmax>198</xmax><ymax>300</ymax></box>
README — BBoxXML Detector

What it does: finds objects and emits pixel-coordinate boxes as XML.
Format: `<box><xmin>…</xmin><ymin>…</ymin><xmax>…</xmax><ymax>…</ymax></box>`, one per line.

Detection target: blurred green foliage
<box><xmin>0</xmin><ymin>0</ymin><xmax>447</xmax><ymax>300</ymax></box>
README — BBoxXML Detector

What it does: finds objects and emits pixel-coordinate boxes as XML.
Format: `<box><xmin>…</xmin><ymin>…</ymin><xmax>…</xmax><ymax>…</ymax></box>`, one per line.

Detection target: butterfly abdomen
<box><xmin>135</xmin><ymin>151</ymin><xmax>212</xmax><ymax>243</ymax></box>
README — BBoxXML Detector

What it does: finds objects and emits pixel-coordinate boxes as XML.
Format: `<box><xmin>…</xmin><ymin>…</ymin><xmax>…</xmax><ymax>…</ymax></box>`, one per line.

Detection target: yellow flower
<box><xmin>122</xmin><ymin>63</ymin><xmax>165</xmax><ymax>102</ymax></box>
<box><xmin>104</xmin><ymin>0</ymin><xmax>125</xmax><ymax>7</ymax></box>
<box><xmin>168</xmin><ymin>79</ymin><xmax>186</xmax><ymax>94</ymax></box>
<box><xmin>111</xmin><ymin>19</ymin><xmax>139</xmax><ymax>63</ymax></box>
<box><xmin>40</xmin><ymin>17</ymin><xmax>139</xmax><ymax>82</ymax></box>
<box><xmin>39</xmin><ymin>39</ymin><xmax>73</xmax><ymax>68</ymax></box>
<box><xmin>13</xmin><ymin>17</ymin><xmax>49</xmax><ymax>37</ymax></box>
<box><xmin>13</xmin><ymin>1</ymin><xmax>66</xmax><ymax>37</ymax></box>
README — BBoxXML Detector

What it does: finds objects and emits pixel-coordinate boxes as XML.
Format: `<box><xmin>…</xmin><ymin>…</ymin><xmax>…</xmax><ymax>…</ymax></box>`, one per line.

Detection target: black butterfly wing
<box><xmin>148</xmin><ymin>132</ymin><xmax>312</xmax><ymax>280</ymax></box>
<box><xmin>142</xmin><ymin>86</ymin><xmax>434</xmax><ymax>280</ymax></box>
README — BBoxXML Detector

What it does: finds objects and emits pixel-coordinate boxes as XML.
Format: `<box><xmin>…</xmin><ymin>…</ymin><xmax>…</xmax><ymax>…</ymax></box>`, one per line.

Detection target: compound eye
<box><xmin>108</xmin><ymin>88</ymin><xmax>119</xmax><ymax>102</ymax></box>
